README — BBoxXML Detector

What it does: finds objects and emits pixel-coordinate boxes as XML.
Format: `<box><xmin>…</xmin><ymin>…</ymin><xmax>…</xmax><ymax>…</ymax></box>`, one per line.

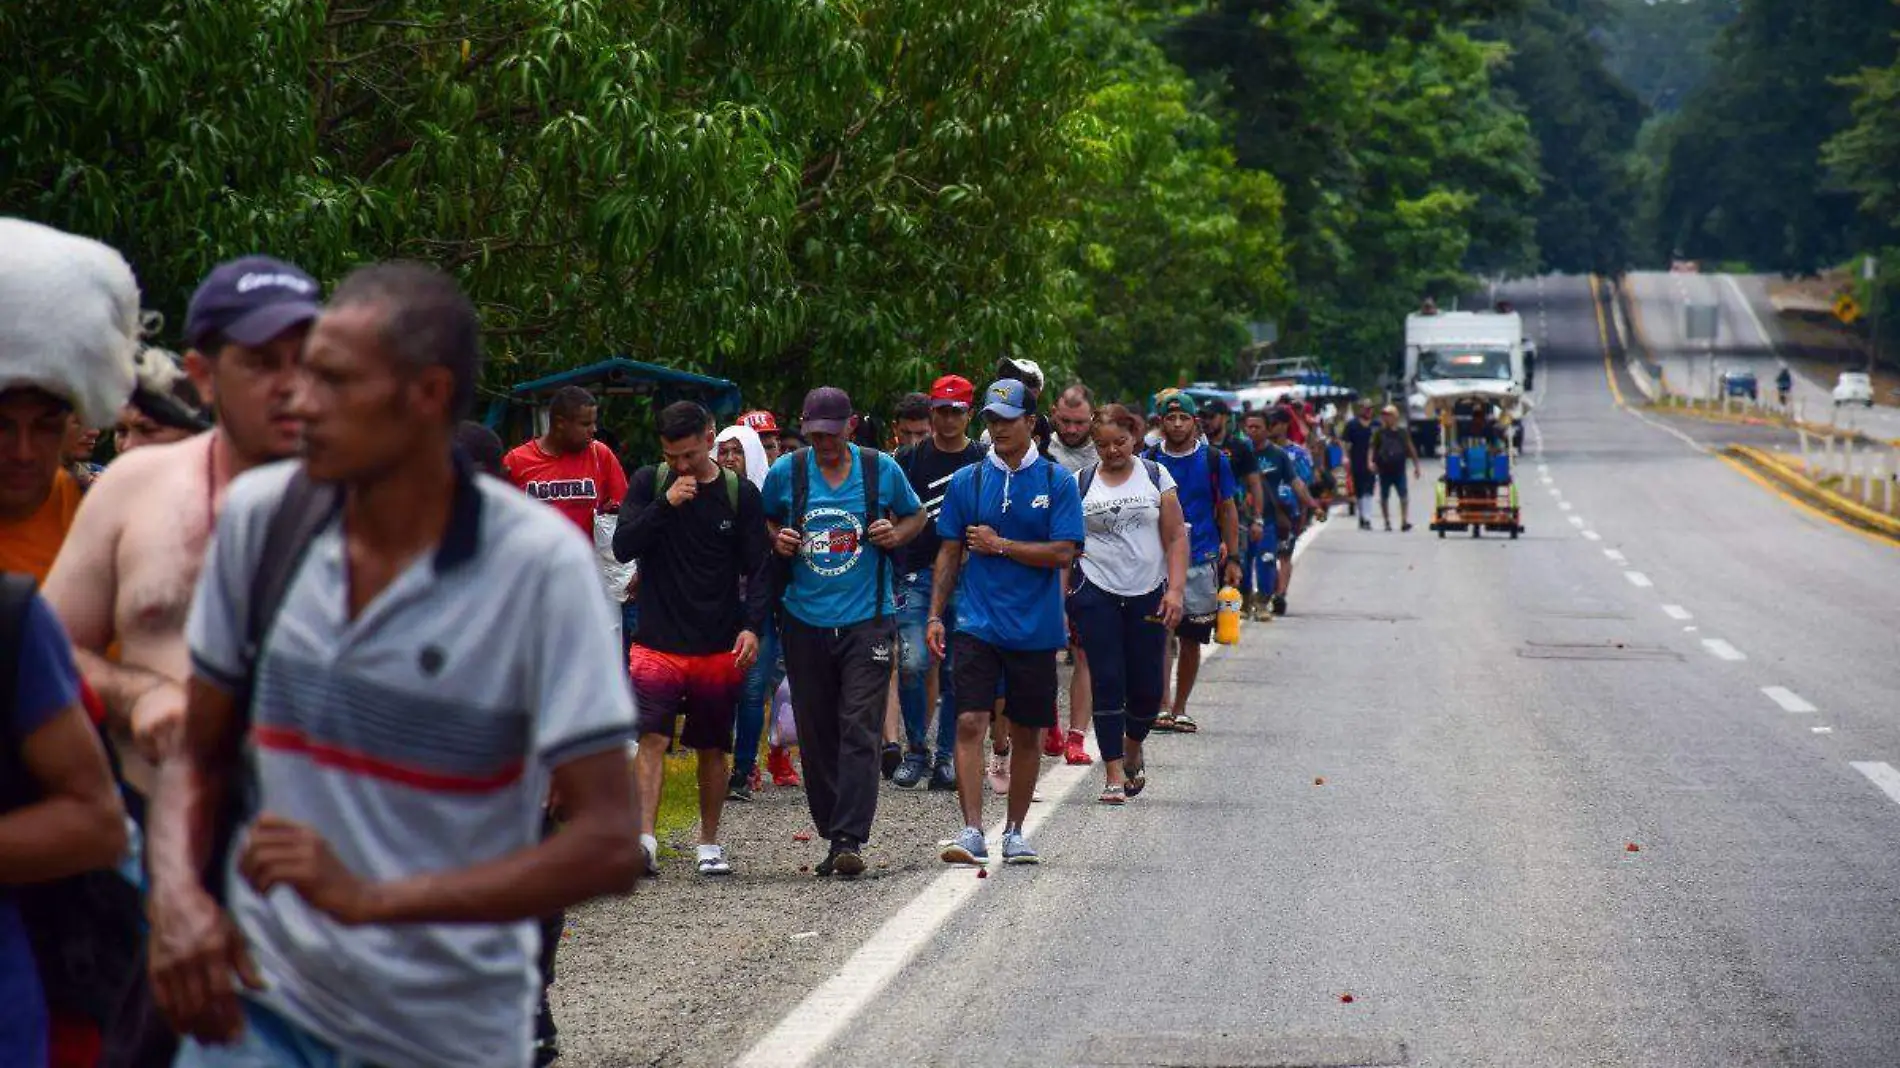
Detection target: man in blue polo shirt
<box><xmin>927</xmin><ymin>379</ymin><xmax>1083</xmax><ymax>866</ymax></box>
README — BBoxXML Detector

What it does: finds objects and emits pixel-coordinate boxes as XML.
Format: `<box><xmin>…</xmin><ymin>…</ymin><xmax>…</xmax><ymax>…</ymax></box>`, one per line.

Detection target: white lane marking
<box><xmin>1624</xmin><ymin>571</ymin><xmax>1652</xmax><ymax>587</ymax></box>
<box><xmin>1581</xmin><ymin>531</ymin><xmax>1602</xmax><ymax>541</ymax></box>
<box><xmin>1684</xmin><ymin>625</ymin><xmax>1698</xmax><ymax>632</ymax></box>
<box><xmin>737</xmin><ymin>512</ymin><xmax>1334</xmax><ymax>1067</ymax></box>
<box><xmin>1702</xmin><ymin>639</ymin><xmax>1746</xmax><ymax>661</ymax></box>
<box><xmin>1559</xmin><ymin>501</ymin><xmax>1573</xmax><ymax>511</ymax></box>
<box><xmin>1813</xmin><ymin>727</ymin><xmax>1833</xmax><ymax>734</ymax></box>
<box><xmin>1540</xmin><ymin>476</ymin><xmax>1553</xmax><ymax>485</ymax></box>
<box><xmin>1604</xmin><ymin>549</ymin><xmax>1627</xmax><ymax>563</ymax></box>
<box><xmin>1622</xmin><ymin>403</ymin><xmax>1710</xmax><ymax>454</ymax></box>
<box><xmin>1762</xmin><ymin>686</ymin><xmax>1817</xmax><ymax>713</ymax></box>
<box><xmin>1537</xmin><ymin>464</ymin><xmax>1549</xmax><ymax>474</ymax></box>
<box><xmin>1568</xmin><ymin>516</ymin><xmax>1585</xmax><ymax>527</ymax></box>
<box><xmin>1851</xmin><ymin>762</ymin><xmax>1900</xmax><ymax>807</ymax></box>
<box><xmin>1661</xmin><ymin>604</ymin><xmax>1692</xmax><ymax>620</ymax></box>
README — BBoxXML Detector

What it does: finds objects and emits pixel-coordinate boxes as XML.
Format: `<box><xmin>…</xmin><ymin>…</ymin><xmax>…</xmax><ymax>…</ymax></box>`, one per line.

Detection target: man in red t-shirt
<box><xmin>505</xmin><ymin>385</ymin><xmax>628</xmax><ymax>536</ymax></box>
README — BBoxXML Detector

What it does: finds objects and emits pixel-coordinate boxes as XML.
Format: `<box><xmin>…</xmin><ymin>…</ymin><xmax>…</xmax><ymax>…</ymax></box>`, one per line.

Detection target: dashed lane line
<box><xmin>1624</xmin><ymin>571</ymin><xmax>1653</xmax><ymax>588</ymax></box>
<box><xmin>1851</xmin><ymin>762</ymin><xmax>1900</xmax><ymax>807</ymax></box>
<box><xmin>1702</xmin><ymin>638</ymin><xmax>1746</xmax><ymax>661</ymax></box>
<box><xmin>1661</xmin><ymin>604</ymin><xmax>1692</xmax><ymax>620</ymax></box>
<box><xmin>1604</xmin><ymin>549</ymin><xmax>1626</xmax><ymax>564</ymax></box>
<box><xmin>1568</xmin><ymin>516</ymin><xmax>1585</xmax><ymax>527</ymax></box>
<box><xmin>1762</xmin><ymin>686</ymin><xmax>1817</xmax><ymax>714</ymax></box>
<box><xmin>1581</xmin><ymin>531</ymin><xmax>1602</xmax><ymax>541</ymax></box>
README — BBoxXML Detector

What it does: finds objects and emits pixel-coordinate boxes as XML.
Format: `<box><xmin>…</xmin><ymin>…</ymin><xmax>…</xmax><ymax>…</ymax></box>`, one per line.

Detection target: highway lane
<box><xmin>757</xmin><ymin>274</ymin><xmax>1900</xmax><ymax>1067</ymax></box>
<box><xmin>1625</xmin><ymin>270</ymin><xmax>1900</xmax><ymax>439</ymax></box>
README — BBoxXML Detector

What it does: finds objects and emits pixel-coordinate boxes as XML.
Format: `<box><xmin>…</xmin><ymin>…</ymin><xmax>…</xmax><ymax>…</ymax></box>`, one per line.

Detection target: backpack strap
<box><xmin>1205</xmin><ymin>444</ymin><xmax>1222</xmax><ymax>502</ymax></box>
<box><xmin>1141</xmin><ymin>457</ymin><xmax>1162</xmax><ymax>488</ymax></box>
<box><xmin>723</xmin><ymin>468</ymin><xmax>740</xmax><ymax>513</ymax></box>
<box><xmin>658</xmin><ymin>464</ymin><xmax>742</xmax><ymax>516</ymax></box>
<box><xmin>859</xmin><ymin>447</ymin><xmax>884</xmax><ymax>623</ymax></box>
<box><xmin>1077</xmin><ymin>462</ymin><xmax>1097</xmax><ymax>499</ymax></box>
<box><xmin>790</xmin><ymin>447</ymin><xmax>811</xmax><ymax>535</ymax></box>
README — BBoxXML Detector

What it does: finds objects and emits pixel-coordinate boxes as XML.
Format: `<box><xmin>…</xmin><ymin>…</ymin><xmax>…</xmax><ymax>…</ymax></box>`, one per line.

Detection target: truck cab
<box><xmin>1403</xmin><ymin>310</ymin><xmax>1527</xmax><ymax>457</ymax></box>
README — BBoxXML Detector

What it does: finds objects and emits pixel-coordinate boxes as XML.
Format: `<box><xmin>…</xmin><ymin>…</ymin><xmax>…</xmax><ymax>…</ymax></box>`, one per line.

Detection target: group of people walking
<box><xmin>0</xmin><ymin>216</ymin><xmax>1337</xmax><ymax>1068</ymax></box>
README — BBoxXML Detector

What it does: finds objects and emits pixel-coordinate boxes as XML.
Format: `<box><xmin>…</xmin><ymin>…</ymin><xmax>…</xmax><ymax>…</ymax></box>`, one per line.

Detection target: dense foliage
<box><xmin>1</xmin><ymin>0</ymin><xmax>1659</xmax><ymax>404</ymax></box>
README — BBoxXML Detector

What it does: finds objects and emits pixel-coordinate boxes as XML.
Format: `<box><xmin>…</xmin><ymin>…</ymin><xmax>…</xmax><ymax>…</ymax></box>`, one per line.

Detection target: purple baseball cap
<box><xmin>185</xmin><ymin>255</ymin><xmax>322</xmax><ymax>352</ymax></box>
<box><xmin>801</xmin><ymin>386</ymin><xmax>854</xmax><ymax>436</ymax></box>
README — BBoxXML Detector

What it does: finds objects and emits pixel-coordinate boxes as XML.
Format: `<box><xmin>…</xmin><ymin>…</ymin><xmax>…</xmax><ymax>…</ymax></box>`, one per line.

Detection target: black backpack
<box><xmin>782</xmin><ymin>446</ymin><xmax>887</xmax><ymax>622</ymax></box>
<box><xmin>0</xmin><ymin>573</ymin><xmax>144</xmax><ymax>1028</ymax></box>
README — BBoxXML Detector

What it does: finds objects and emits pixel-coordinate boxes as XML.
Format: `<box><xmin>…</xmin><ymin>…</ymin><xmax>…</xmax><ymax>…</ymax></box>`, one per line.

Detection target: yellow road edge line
<box><xmin>1733</xmin><ymin>445</ymin><xmax>1900</xmax><ymax>535</ymax></box>
<box><xmin>1720</xmin><ymin>448</ymin><xmax>1900</xmax><ymax>548</ymax></box>
<box><xmin>1590</xmin><ymin>273</ymin><xmax>1626</xmax><ymax>408</ymax></box>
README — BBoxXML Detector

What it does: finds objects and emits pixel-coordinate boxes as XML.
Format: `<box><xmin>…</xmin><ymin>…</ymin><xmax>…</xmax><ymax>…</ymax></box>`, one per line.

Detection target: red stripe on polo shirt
<box><xmin>254</xmin><ymin>726</ymin><xmax>525</xmax><ymax>793</ymax></box>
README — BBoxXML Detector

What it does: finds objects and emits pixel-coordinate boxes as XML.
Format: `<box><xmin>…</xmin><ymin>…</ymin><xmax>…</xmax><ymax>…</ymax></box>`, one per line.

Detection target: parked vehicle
<box><xmin>1720</xmin><ymin>369</ymin><xmax>1758</xmax><ymax>401</ymax></box>
<box><xmin>1833</xmin><ymin>371</ymin><xmax>1875</xmax><ymax>408</ymax></box>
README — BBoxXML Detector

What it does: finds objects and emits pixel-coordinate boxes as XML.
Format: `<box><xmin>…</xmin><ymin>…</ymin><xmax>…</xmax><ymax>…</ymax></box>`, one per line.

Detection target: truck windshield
<box><xmin>1419</xmin><ymin>348</ymin><xmax>1512</xmax><ymax>382</ymax></box>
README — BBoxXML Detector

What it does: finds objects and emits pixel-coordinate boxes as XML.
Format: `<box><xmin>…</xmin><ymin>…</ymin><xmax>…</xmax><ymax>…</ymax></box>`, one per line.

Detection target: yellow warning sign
<box><xmin>1834</xmin><ymin>293</ymin><xmax>1862</xmax><ymax>324</ymax></box>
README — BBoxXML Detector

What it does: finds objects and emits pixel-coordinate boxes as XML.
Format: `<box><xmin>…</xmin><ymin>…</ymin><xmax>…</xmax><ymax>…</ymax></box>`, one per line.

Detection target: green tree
<box><xmin>1651</xmin><ymin>0</ymin><xmax>1900</xmax><ymax>271</ymax></box>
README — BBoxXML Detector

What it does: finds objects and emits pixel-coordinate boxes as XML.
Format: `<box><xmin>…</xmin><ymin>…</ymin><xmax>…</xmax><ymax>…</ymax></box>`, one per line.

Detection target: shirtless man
<box><xmin>44</xmin><ymin>256</ymin><xmax>319</xmax><ymax>797</ymax></box>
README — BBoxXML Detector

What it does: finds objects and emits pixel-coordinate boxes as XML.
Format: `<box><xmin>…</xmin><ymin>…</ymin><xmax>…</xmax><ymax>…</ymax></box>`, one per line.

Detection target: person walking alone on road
<box><xmin>1067</xmin><ymin>404</ymin><xmax>1187</xmax><ymax>804</ymax></box>
<box><xmin>615</xmin><ymin>402</ymin><xmax>771</xmax><ymax>877</ymax></box>
<box><xmin>1372</xmin><ymin>405</ymin><xmax>1421</xmax><ymax>532</ymax></box>
<box><xmin>931</xmin><ymin>379</ymin><xmax>1084</xmax><ymax>866</ymax></box>
<box><xmin>761</xmin><ymin>387</ymin><xmax>924</xmax><ymax>878</ymax></box>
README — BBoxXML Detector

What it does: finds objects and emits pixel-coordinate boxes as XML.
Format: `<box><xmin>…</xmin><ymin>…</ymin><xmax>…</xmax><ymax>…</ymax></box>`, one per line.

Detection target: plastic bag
<box><xmin>770</xmin><ymin>679</ymin><xmax>797</xmax><ymax>747</ymax></box>
<box><xmin>593</xmin><ymin>513</ymin><xmax>635</xmax><ymax>604</ymax></box>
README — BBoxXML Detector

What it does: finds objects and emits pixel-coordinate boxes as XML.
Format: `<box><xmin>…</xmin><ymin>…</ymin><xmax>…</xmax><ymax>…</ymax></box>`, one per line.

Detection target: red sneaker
<box><xmin>768</xmin><ymin>746</ymin><xmax>801</xmax><ymax>788</ymax></box>
<box><xmin>1041</xmin><ymin>726</ymin><xmax>1065</xmax><ymax>757</ymax></box>
<box><xmin>1064</xmin><ymin>730</ymin><xmax>1093</xmax><ymax>766</ymax></box>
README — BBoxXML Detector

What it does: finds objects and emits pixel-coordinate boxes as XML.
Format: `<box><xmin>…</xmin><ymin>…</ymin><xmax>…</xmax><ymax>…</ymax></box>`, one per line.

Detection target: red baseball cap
<box><xmin>739</xmin><ymin>409</ymin><xmax>780</xmax><ymax>435</ymax></box>
<box><xmin>929</xmin><ymin>374</ymin><xmax>976</xmax><ymax>409</ymax></box>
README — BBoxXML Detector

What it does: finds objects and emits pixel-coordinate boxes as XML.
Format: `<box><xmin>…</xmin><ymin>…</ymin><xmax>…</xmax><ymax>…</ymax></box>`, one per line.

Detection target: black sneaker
<box><xmin>726</xmin><ymin>771</ymin><xmax>752</xmax><ymax>803</ymax></box>
<box><xmin>892</xmin><ymin>749</ymin><xmax>929</xmax><ymax>789</ymax></box>
<box><xmin>881</xmin><ymin>742</ymin><xmax>903</xmax><ymax>780</ymax></box>
<box><xmin>928</xmin><ymin>760</ymin><xmax>957</xmax><ymax>791</ymax></box>
<box><xmin>1271</xmin><ymin>593</ymin><xmax>1287</xmax><ymax>617</ymax></box>
<box><xmin>830</xmin><ymin>838</ymin><xmax>866</xmax><ymax>878</ymax></box>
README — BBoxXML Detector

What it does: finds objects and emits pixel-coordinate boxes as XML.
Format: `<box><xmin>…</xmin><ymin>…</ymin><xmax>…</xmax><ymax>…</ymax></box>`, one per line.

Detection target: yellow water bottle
<box><xmin>1215</xmin><ymin>585</ymin><xmax>1243</xmax><ymax>645</ymax></box>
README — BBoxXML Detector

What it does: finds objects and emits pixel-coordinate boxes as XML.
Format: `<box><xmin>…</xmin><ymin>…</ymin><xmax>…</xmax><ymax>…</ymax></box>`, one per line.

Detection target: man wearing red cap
<box><xmin>888</xmin><ymin>375</ymin><xmax>985</xmax><ymax>790</ymax></box>
<box><xmin>739</xmin><ymin>409</ymin><xmax>781</xmax><ymax>465</ymax></box>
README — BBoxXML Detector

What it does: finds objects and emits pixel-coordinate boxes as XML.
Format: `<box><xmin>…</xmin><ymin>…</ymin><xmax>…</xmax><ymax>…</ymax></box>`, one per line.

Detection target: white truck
<box><xmin>1403</xmin><ymin>310</ymin><xmax>1529</xmax><ymax>456</ymax></box>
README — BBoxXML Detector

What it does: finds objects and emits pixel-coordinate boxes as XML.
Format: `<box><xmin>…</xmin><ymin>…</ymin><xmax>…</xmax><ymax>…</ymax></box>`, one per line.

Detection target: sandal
<box><xmin>1171</xmin><ymin>713</ymin><xmax>1199</xmax><ymax>734</ymax></box>
<box><xmin>1124</xmin><ymin>758</ymin><xmax>1147</xmax><ymax>798</ymax></box>
<box><xmin>1152</xmin><ymin>714</ymin><xmax>1179</xmax><ymax>733</ymax></box>
<box><xmin>695</xmin><ymin>848</ymin><xmax>732</xmax><ymax>876</ymax></box>
<box><xmin>1098</xmin><ymin>784</ymin><xmax>1127</xmax><ymax>806</ymax></box>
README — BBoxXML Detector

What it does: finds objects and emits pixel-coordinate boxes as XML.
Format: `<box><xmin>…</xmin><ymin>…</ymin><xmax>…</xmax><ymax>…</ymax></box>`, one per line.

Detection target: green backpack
<box><xmin>654</xmin><ymin>465</ymin><xmax>741</xmax><ymax>512</ymax></box>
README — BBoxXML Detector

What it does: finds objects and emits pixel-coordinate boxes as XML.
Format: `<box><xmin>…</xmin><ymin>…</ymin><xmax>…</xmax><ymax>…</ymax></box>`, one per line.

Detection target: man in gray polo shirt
<box><xmin>147</xmin><ymin>263</ymin><xmax>639</xmax><ymax>1068</ymax></box>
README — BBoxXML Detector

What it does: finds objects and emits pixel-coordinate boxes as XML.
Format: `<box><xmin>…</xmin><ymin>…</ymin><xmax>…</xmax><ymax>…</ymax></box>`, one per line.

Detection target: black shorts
<box><xmin>1175</xmin><ymin>618</ymin><xmax>1214</xmax><ymax>646</ymax></box>
<box><xmin>950</xmin><ymin>633</ymin><xmax>1059</xmax><ymax>728</ymax></box>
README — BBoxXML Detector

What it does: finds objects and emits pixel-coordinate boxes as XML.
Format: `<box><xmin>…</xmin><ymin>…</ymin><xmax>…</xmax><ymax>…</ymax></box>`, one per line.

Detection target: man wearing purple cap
<box><xmin>761</xmin><ymin>386</ymin><xmax>925</xmax><ymax>877</ymax></box>
<box><xmin>48</xmin><ymin>255</ymin><xmax>322</xmax><ymax>815</ymax></box>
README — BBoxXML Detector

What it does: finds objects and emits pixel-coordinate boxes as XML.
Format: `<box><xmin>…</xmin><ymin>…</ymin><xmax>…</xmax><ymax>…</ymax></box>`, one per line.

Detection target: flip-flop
<box><xmin>1098</xmin><ymin>784</ymin><xmax>1127</xmax><ymax>805</ymax></box>
<box><xmin>1124</xmin><ymin>758</ymin><xmax>1147</xmax><ymax>798</ymax></box>
<box><xmin>1152</xmin><ymin>715</ymin><xmax>1179</xmax><ymax>733</ymax></box>
<box><xmin>696</xmin><ymin>853</ymin><xmax>732</xmax><ymax>876</ymax></box>
<box><xmin>1171</xmin><ymin>714</ymin><xmax>1200</xmax><ymax>734</ymax></box>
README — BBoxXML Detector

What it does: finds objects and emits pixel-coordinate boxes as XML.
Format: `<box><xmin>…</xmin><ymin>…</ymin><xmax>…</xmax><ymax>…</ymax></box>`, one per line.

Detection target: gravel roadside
<box><xmin>549</xmin><ymin>677</ymin><xmax>1078</xmax><ymax>1068</ymax></box>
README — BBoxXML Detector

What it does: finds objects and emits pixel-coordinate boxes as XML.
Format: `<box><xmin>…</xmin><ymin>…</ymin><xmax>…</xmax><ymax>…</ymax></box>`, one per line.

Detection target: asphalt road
<box><xmin>1624</xmin><ymin>270</ymin><xmax>1900</xmax><ymax>439</ymax></box>
<box><xmin>740</xmin><ymin>274</ymin><xmax>1900</xmax><ymax>1067</ymax></box>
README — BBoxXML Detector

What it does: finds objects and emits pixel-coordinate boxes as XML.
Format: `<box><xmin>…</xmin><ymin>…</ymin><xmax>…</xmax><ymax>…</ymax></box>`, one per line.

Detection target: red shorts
<box><xmin>629</xmin><ymin>645</ymin><xmax>742</xmax><ymax>750</ymax></box>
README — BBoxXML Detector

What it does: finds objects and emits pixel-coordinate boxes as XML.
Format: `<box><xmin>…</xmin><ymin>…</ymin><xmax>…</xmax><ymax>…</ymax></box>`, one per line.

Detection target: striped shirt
<box><xmin>187</xmin><ymin>459</ymin><xmax>634</xmax><ymax>1068</ymax></box>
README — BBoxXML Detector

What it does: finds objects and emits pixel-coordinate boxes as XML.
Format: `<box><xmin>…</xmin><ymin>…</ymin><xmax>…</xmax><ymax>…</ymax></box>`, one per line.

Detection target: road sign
<box><xmin>1834</xmin><ymin>293</ymin><xmax>1862</xmax><ymax>324</ymax></box>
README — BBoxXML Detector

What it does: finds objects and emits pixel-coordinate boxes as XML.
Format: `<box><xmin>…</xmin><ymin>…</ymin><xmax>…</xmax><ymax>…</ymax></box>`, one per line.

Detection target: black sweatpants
<box><xmin>780</xmin><ymin>612</ymin><xmax>896</xmax><ymax>845</ymax></box>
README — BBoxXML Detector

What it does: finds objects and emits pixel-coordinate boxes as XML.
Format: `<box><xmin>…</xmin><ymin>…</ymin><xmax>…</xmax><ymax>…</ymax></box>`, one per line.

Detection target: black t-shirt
<box><xmin>613</xmin><ymin>466</ymin><xmax>772</xmax><ymax>655</ymax></box>
<box><xmin>1344</xmin><ymin>418</ymin><xmax>1374</xmax><ymax>472</ymax></box>
<box><xmin>1211</xmin><ymin>433</ymin><xmax>1256</xmax><ymax>518</ymax></box>
<box><xmin>896</xmin><ymin>439</ymin><xmax>987</xmax><ymax>574</ymax></box>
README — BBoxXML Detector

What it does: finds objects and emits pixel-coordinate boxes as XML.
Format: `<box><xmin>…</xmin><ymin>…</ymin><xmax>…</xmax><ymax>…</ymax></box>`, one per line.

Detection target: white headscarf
<box><xmin>716</xmin><ymin>423</ymin><xmax>768</xmax><ymax>490</ymax></box>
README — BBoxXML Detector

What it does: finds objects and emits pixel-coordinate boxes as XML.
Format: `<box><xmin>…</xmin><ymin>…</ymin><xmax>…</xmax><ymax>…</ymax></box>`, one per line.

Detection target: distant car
<box><xmin>1833</xmin><ymin>371</ymin><xmax>1875</xmax><ymax>407</ymax></box>
<box><xmin>1720</xmin><ymin>370</ymin><xmax>1758</xmax><ymax>401</ymax></box>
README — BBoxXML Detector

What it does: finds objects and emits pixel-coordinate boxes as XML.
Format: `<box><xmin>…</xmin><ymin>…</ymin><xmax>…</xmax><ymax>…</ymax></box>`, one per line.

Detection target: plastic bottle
<box><xmin>1215</xmin><ymin>585</ymin><xmax>1243</xmax><ymax>644</ymax></box>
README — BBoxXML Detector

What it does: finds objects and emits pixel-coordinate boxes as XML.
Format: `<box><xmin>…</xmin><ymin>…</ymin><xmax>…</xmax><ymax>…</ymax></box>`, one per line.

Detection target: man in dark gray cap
<box><xmin>760</xmin><ymin>386</ymin><xmax>926</xmax><ymax>877</ymax></box>
<box><xmin>47</xmin><ymin>254</ymin><xmax>322</xmax><ymax>812</ymax></box>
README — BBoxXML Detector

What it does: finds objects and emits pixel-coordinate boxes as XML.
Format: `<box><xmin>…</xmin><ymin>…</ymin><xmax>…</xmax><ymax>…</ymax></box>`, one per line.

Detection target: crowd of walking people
<box><xmin>0</xmin><ymin>220</ymin><xmax>1349</xmax><ymax>1068</ymax></box>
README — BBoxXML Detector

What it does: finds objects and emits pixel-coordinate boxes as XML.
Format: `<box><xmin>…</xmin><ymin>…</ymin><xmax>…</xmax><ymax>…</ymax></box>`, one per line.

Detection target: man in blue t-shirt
<box><xmin>762</xmin><ymin>387</ymin><xmax>925</xmax><ymax>878</ymax></box>
<box><xmin>927</xmin><ymin>379</ymin><xmax>1083</xmax><ymax>867</ymax></box>
<box><xmin>0</xmin><ymin>585</ymin><xmax>129</xmax><ymax>1065</ymax></box>
<box><xmin>1143</xmin><ymin>391</ymin><xmax>1238</xmax><ymax>734</ymax></box>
